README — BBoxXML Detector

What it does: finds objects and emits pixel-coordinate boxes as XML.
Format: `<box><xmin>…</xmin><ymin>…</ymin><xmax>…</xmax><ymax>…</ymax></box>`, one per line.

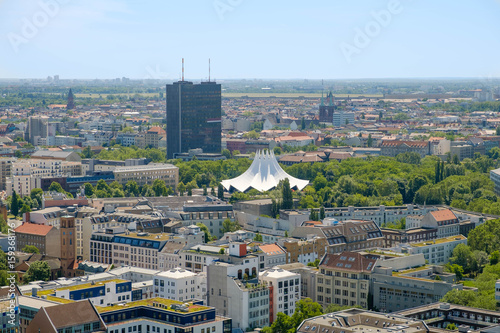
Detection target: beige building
<box><xmin>281</xmin><ymin>237</ymin><xmax>327</xmax><ymax>265</ymax></box>
<box><xmin>145</xmin><ymin>126</ymin><xmax>166</xmax><ymax>149</ymax></box>
<box><xmin>315</xmin><ymin>252</ymin><xmax>375</xmax><ymax>309</ymax></box>
<box><xmin>113</xmin><ymin>163</ymin><xmax>178</xmax><ymax>188</ymax></box>
<box><xmin>14</xmin><ymin>222</ymin><xmax>61</xmax><ymax>257</ymax></box>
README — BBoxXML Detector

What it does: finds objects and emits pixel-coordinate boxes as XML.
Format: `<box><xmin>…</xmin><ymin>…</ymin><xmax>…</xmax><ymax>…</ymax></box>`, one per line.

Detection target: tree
<box><xmin>289</xmin><ymin>298</ymin><xmax>323</xmax><ymax>329</ymax></box>
<box><xmin>446</xmin><ymin>324</ymin><xmax>457</xmax><ymax>331</ymax></box>
<box><xmin>243</xmin><ymin>130</ymin><xmax>259</xmax><ymax>140</ymax></box>
<box><xmin>152</xmin><ymin>179</ymin><xmax>168</xmax><ymax>197</ymax></box>
<box><xmin>217</xmin><ymin>183</ymin><xmax>224</xmax><ymax>200</ymax></box>
<box><xmin>273</xmin><ymin>146</ymin><xmax>282</xmax><ymax>155</ymax></box>
<box><xmin>490</xmin><ymin>250</ymin><xmax>500</xmax><ymax>265</ymax></box>
<box><xmin>177</xmin><ymin>182</ymin><xmax>186</xmax><ymax>196</ymax></box>
<box><xmin>24</xmin><ymin>261</ymin><xmax>51</xmax><ymax>282</ymax></box>
<box><xmin>468</xmin><ymin>219</ymin><xmax>500</xmax><ymax>254</ymax></box>
<box><xmin>253</xmin><ymin>233</ymin><xmax>263</xmax><ymax>242</ymax></box>
<box><xmin>83</xmin><ymin>183</ymin><xmax>94</xmax><ymax>197</ymax></box>
<box><xmin>446</xmin><ymin>263</ymin><xmax>464</xmax><ymax>280</ymax></box>
<box><xmin>197</xmin><ymin>223</ymin><xmax>213</xmax><ymax>243</ymax></box>
<box><xmin>449</xmin><ymin>244</ymin><xmax>472</xmax><ymax>272</ymax></box>
<box><xmin>307</xmin><ymin>258</ymin><xmax>320</xmax><ymax>268</ymax></box>
<box><xmin>124</xmin><ymin>181</ymin><xmax>140</xmax><ymax>197</ymax></box>
<box><xmin>30</xmin><ymin>188</ymin><xmax>43</xmax><ymax>207</ymax></box>
<box><xmin>320</xmin><ymin>207</ymin><xmax>325</xmax><ymax>220</ymax></box>
<box><xmin>22</xmin><ymin>245</ymin><xmax>39</xmax><ymax>254</ymax></box>
<box><xmin>222</xmin><ymin>218</ymin><xmax>239</xmax><ymax>233</ymax></box>
<box><xmin>11</xmin><ymin>191</ymin><xmax>20</xmax><ymax>217</ymax></box>
<box><xmin>301</xmin><ymin>117</ymin><xmax>306</xmax><ymax>130</ymax></box>
<box><xmin>367</xmin><ymin>134</ymin><xmax>373</xmax><ymax>147</ymax></box>
<box><xmin>20</xmin><ymin>204</ymin><xmax>31</xmax><ymax>215</ymax></box>
<box><xmin>49</xmin><ymin>181</ymin><xmax>64</xmax><ymax>193</ymax></box>
<box><xmin>281</xmin><ymin>178</ymin><xmax>293</xmax><ymax>209</ymax></box>
<box><xmin>221</xmin><ymin>149</ymin><xmax>231</xmax><ymax>159</ymax></box>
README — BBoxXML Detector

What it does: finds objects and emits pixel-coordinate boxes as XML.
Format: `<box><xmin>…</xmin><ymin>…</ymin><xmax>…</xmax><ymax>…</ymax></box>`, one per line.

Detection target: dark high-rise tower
<box><xmin>166</xmin><ymin>80</ymin><xmax>221</xmax><ymax>159</ymax></box>
<box><xmin>66</xmin><ymin>88</ymin><xmax>75</xmax><ymax>110</ymax></box>
<box><xmin>319</xmin><ymin>91</ymin><xmax>335</xmax><ymax>122</ymax></box>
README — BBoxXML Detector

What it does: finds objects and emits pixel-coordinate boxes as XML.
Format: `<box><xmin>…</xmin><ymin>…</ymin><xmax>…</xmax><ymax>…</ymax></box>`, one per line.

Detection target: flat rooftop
<box><xmin>96</xmin><ymin>297</ymin><xmax>210</xmax><ymax>314</ymax></box>
<box><xmin>36</xmin><ymin>279</ymin><xmax>129</xmax><ymax>295</ymax></box>
<box><xmin>411</xmin><ymin>234</ymin><xmax>466</xmax><ymax>247</ymax></box>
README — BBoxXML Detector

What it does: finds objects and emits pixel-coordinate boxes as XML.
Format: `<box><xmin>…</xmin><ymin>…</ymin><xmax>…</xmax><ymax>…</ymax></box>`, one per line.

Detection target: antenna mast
<box><xmin>208</xmin><ymin>58</ymin><xmax>211</xmax><ymax>82</ymax></box>
<box><xmin>182</xmin><ymin>58</ymin><xmax>184</xmax><ymax>81</ymax></box>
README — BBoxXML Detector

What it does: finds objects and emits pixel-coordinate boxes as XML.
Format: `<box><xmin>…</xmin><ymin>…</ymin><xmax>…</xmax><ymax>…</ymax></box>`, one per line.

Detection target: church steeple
<box><xmin>320</xmin><ymin>90</ymin><xmax>324</xmax><ymax>106</ymax></box>
<box><xmin>328</xmin><ymin>91</ymin><xmax>334</xmax><ymax>106</ymax></box>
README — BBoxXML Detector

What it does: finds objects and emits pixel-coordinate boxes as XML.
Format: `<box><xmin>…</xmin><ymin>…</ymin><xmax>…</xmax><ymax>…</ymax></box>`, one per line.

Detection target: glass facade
<box><xmin>166</xmin><ymin>81</ymin><xmax>221</xmax><ymax>159</ymax></box>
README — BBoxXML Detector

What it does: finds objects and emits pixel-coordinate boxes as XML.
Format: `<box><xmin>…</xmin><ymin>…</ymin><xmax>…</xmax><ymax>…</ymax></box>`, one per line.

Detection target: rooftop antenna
<box><xmin>182</xmin><ymin>58</ymin><xmax>184</xmax><ymax>81</ymax></box>
<box><xmin>208</xmin><ymin>58</ymin><xmax>211</xmax><ymax>82</ymax></box>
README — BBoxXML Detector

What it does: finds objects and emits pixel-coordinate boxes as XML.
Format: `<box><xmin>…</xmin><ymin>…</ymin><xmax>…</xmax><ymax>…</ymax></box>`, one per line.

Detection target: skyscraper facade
<box><xmin>166</xmin><ymin>81</ymin><xmax>221</xmax><ymax>159</ymax></box>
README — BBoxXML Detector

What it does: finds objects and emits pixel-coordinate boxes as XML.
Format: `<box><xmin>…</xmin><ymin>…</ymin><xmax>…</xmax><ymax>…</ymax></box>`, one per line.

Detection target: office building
<box><xmin>113</xmin><ymin>163</ymin><xmax>178</xmax><ymax>188</ymax></box>
<box><xmin>332</xmin><ymin>111</ymin><xmax>355</xmax><ymax>127</ymax></box>
<box><xmin>153</xmin><ymin>268</ymin><xmax>206</xmax><ymax>302</ymax></box>
<box><xmin>166</xmin><ymin>80</ymin><xmax>221</xmax><ymax>159</ymax></box>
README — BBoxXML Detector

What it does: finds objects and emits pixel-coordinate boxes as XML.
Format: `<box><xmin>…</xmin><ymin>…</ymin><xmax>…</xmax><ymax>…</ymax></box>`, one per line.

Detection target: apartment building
<box><xmin>421</xmin><ymin>209</ymin><xmax>460</xmax><ymax>238</ymax></box>
<box><xmin>259</xmin><ymin>267</ymin><xmax>300</xmax><ymax>322</ymax></box>
<box><xmin>153</xmin><ymin>267</ymin><xmax>206</xmax><ymax>302</ymax></box>
<box><xmin>315</xmin><ymin>252</ymin><xmax>375</xmax><ymax>309</ymax></box>
<box><xmin>207</xmin><ymin>262</ymin><xmax>270</xmax><ymax>330</ymax></box>
<box><xmin>258</xmin><ymin>243</ymin><xmax>287</xmax><ymax>269</ymax></box>
<box><xmin>292</xmin><ymin>220</ymin><xmax>384</xmax><ymax>254</ymax></box>
<box><xmin>113</xmin><ymin>163</ymin><xmax>178</xmax><ymax>188</ymax></box>
<box><xmin>280</xmin><ymin>237</ymin><xmax>327</xmax><ymax>265</ymax></box>
<box><xmin>322</xmin><ymin>204</ymin><xmax>435</xmax><ymax>226</ymax></box>
<box><xmin>89</xmin><ymin>227</ymin><xmax>177</xmax><ymax>269</ymax></box>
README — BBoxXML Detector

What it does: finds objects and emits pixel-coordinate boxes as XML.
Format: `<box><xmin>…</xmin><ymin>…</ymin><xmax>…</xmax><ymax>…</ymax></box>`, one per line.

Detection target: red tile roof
<box><xmin>14</xmin><ymin>223</ymin><xmax>53</xmax><ymax>236</ymax></box>
<box><xmin>430</xmin><ymin>209</ymin><xmax>457</xmax><ymax>222</ymax></box>
<box><xmin>259</xmin><ymin>244</ymin><xmax>285</xmax><ymax>256</ymax></box>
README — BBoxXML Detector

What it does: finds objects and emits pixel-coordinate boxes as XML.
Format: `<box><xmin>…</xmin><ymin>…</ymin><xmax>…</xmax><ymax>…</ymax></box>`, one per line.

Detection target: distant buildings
<box><xmin>166</xmin><ymin>80</ymin><xmax>222</xmax><ymax>159</ymax></box>
<box><xmin>25</xmin><ymin>116</ymin><xmax>48</xmax><ymax>145</ymax></box>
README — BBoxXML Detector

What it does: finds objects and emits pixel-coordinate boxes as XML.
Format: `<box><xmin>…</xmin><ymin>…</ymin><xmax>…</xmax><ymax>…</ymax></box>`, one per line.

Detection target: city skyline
<box><xmin>0</xmin><ymin>0</ymin><xmax>499</xmax><ymax>80</ymax></box>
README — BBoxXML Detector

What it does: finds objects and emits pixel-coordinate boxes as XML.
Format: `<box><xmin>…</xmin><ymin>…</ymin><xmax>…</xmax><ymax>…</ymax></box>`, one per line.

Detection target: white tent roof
<box><xmin>221</xmin><ymin>150</ymin><xmax>309</xmax><ymax>192</ymax></box>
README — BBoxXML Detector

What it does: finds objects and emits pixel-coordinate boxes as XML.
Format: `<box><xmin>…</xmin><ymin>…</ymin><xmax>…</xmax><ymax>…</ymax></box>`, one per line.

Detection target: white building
<box><xmin>394</xmin><ymin>234</ymin><xmax>467</xmax><ymax>265</ymax></box>
<box><xmin>259</xmin><ymin>267</ymin><xmax>301</xmax><ymax>321</ymax></box>
<box><xmin>332</xmin><ymin>111</ymin><xmax>355</xmax><ymax>127</ymax></box>
<box><xmin>153</xmin><ymin>267</ymin><xmax>207</xmax><ymax>303</ymax></box>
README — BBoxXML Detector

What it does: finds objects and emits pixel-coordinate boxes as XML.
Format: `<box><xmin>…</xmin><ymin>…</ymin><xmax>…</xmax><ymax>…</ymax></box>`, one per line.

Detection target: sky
<box><xmin>0</xmin><ymin>0</ymin><xmax>499</xmax><ymax>80</ymax></box>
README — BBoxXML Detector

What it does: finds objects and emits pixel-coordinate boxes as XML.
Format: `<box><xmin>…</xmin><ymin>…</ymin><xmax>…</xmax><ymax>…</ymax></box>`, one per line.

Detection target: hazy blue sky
<box><xmin>1</xmin><ymin>0</ymin><xmax>499</xmax><ymax>80</ymax></box>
